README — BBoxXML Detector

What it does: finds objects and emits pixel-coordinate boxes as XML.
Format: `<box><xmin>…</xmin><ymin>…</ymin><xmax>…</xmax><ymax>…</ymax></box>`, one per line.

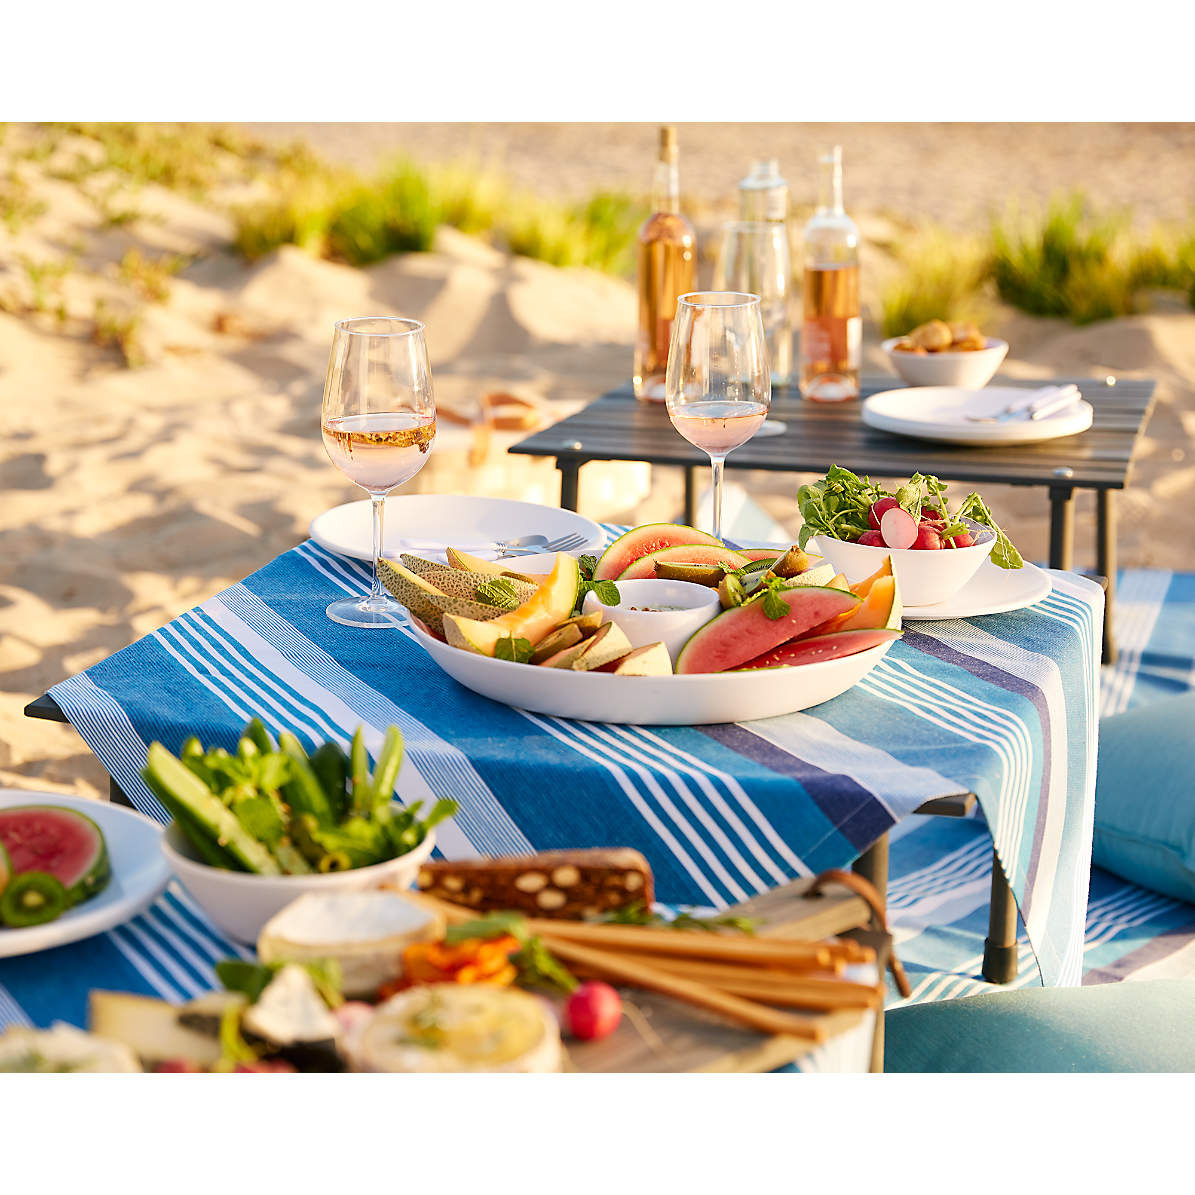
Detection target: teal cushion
<box><xmin>1094</xmin><ymin>692</ymin><xmax>1195</xmax><ymax>904</ymax></box>
<box><xmin>885</xmin><ymin>981</ymin><xmax>1195</xmax><ymax>1072</ymax></box>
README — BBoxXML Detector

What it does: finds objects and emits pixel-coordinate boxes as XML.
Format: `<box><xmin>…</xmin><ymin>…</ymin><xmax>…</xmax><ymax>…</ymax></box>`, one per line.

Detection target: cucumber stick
<box><xmin>277</xmin><ymin>731</ymin><xmax>335</xmax><ymax>824</ymax></box>
<box><xmin>143</xmin><ymin>743</ymin><xmax>281</xmax><ymax>875</ymax></box>
<box><xmin>349</xmin><ymin>728</ymin><xmax>371</xmax><ymax>815</ymax></box>
<box><xmin>369</xmin><ymin>727</ymin><xmax>404</xmax><ymax>813</ymax></box>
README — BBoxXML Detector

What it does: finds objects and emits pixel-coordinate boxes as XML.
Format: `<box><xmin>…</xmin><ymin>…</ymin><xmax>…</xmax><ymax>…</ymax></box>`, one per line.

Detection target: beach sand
<box><xmin>1</xmin><ymin>124</ymin><xmax>1192</xmax><ymax>798</ymax></box>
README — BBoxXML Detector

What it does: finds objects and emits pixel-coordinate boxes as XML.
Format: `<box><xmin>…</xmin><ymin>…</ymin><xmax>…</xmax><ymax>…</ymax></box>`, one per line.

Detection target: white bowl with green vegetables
<box><xmin>146</xmin><ymin>721</ymin><xmax>456</xmax><ymax>943</ymax></box>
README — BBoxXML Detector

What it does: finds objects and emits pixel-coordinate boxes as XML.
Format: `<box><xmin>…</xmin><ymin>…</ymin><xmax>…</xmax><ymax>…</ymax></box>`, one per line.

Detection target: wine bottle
<box><xmin>634</xmin><ymin>126</ymin><xmax>697</xmax><ymax>402</ymax></box>
<box><xmin>799</xmin><ymin>146</ymin><xmax>861</xmax><ymax>402</ymax></box>
<box><xmin>736</xmin><ymin>158</ymin><xmax>793</xmax><ymax>386</ymax></box>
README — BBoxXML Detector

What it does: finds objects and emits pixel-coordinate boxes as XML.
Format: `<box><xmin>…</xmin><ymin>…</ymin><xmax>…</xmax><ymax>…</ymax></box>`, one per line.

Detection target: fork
<box><xmin>965</xmin><ymin>384</ymin><xmax>1081</xmax><ymax>423</ymax></box>
<box><xmin>496</xmin><ymin>532</ymin><xmax>589</xmax><ymax>557</ymax></box>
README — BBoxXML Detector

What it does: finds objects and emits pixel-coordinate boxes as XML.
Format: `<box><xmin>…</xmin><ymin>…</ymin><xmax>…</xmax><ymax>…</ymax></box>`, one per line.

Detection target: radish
<box><xmin>564</xmin><ymin>981</ymin><xmax>622</xmax><ymax>1041</ymax></box>
<box><xmin>857</xmin><ymin>530</ymin><xmax>885</xmax><ymax>547</ymax></box>
<box><xmin>868</xmin><ymin>496</ymin><xmax>900</xmax><ymax>532</ymax></box>
<box><xmin>947</xmin><ymin>531</ymin><xmax>976</xmax><ymax>548</ymax></box>
<box><xmin>912</xmin><ymin>523</ymin><xmax>942</xmax><ymax>550</ymax></box>
<box><xmin>879</xmin><ymin>506</ymin><xmax>917</xmax><ymax>550</ymax></box>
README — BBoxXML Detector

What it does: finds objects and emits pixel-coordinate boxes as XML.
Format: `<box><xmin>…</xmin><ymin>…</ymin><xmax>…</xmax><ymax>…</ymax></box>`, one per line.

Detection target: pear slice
<box><xmin>571</xmin><ymin>622</ymin><xmax>634</xmax><ymax>672</ymax></box>
<box><xmin>558</xmin><ymin>611</ymin><xmax>603</xmax><ymax>635</ymax></box>
<box><xmin>530</xmin><ymin>623</ymin><xmax>583</xmax><ymax>664</ymax></box>
<box><xmin>608</xmin><ymin>642</ymin><xmax>673</xmax><ymax>676</ymax></box>
<box><xmin>539</xmin><ymin>639</ymin><xmax>592</xmax><ymax>669</ymax></box>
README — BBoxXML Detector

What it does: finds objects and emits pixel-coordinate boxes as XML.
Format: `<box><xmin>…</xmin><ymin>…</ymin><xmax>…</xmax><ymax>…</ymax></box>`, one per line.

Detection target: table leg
<box><xmin>1048</xmin><ymin>486</ymin><xmax>1075</xmax><ymax>571</ymax></box>
<box><xmin>851</xmin><ymin>833</ymin><xmax>889</xmax><ymax>912</ymax></box>
<box><xmin>557</xmin><ymin>459</ymin><xmax>581</xmax><ymax>512</ymax></box>
<box><xmin>684</xmin><ymin>467</ymin><xmax>699</xmax><ymax>529</ymax></box>
<box><xmin>981</xmin><ymin>849</ymin><xmax>1019</xmax><ymax>984</ymax></box>
<box><xmin>1097</xmin><ymin>489</ymin><xmax>1118</xmax><ymax>664</ymax></box>
<box><xmin>109</xmin><ymin>776</ymin><xmax>134</xmax><ymax>810</ymax></box>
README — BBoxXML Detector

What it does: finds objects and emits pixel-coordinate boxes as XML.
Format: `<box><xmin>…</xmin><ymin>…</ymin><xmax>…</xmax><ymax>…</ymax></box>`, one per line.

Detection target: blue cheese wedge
<box><xmin>351</xmin><ymin>984</ymin><xmax>563</xmax><ymax>1073</ymax></box>
<box><xmin>257</xmin><ymin>891</ymin><xmax>444</xmax><ymax>998</ymax></box>
<box><xmin>0</xmin><ymin>1023</ymin><xmax>140</xmax><ymax>1073</ymax></box>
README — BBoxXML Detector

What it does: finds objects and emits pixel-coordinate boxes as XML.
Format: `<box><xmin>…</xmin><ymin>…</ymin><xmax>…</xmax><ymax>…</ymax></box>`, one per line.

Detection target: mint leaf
<box><xmin>591</xmin><ymin>579</ymin><xmax>619</xmax><ymax>606</ymax></box>
<box><xmin>762</xmin><ymin>587</ymin><xmax>789</xmax><ymax>620</ymax></box>
<box><xmin>475</xmin><ymin>577</ymin><xmax>520</xmax><ymax>610</ymax></box>
<box><xmin>578</xmin><ymin>554</ymin><xmax>598</xmax><ymax>580</ymax></box>
<box><xmin>494</xmin><ymin>636</ymin><xmax>534</xmax><ymax>664</ymax></box>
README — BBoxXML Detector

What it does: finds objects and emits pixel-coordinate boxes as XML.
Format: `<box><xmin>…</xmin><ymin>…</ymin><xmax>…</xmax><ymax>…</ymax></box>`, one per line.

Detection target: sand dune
<box><xmin>1</xmin><ymin>130</ymin><xmax>1193</xmax><ymax>799</ymax></box>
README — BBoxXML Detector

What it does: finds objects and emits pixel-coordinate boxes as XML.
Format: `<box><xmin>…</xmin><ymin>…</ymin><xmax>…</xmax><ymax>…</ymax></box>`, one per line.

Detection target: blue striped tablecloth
<box><xmin>2</xmin><ymin>534</ymin><xmax>1104</xmax><ymax>1032</ymax></box>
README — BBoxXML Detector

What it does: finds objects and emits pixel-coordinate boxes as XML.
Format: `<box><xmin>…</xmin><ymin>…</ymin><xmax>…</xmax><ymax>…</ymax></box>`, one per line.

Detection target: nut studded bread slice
<box><xmin>416</xmin><ymin>848</ymin><xmax>654</xmax><ymax>919</ymax></box>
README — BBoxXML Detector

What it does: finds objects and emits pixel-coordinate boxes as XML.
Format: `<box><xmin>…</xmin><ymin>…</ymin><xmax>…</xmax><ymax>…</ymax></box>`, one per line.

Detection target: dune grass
<box><xmin>879</xmin><ymin>232</ymin><xmax>991</xmax><ymax>338</ymax></box>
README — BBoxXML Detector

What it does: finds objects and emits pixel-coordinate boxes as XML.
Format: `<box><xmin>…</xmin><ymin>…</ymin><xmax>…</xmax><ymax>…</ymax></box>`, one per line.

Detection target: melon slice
<box><xmin>0</xmin><ymin>841</ymin><xmax>10</xmax><ymax>898</ymax></box>
<box><xmin>834</xmin><ymin>575</ymin><xmax>902</xmax><ymax>632</ymax></box>
<box><xmin>594</xmin><ymin>523</ymin><xmax>723</xmax><ymax>581</ymax></box>
<box><xmin>674</xmin><ymin>586</ymin><xmax>861</xmax><ymax>675</ymax></box>
<box><xmin>737</xmin><ymin>548</ymin><xmax>783</xmax><ymax>563</ymax></box>
<box><xmin>571</xmin><ymin>622</ymin><xmax>634</xmax><ymax>671</ymax></box>
<box><xmin>380</xmin><ymin>560</ymin><xmax>532</xmax><ymax>637</ymax></box>
<box><xmin>619</xmin><ymin>544</ymin><xmax>751</xmax><ymax>581</ymax></box>
<box><xmin>443</xmin><ymin>547</ymin><xmax>536</xmax><ymax>584</ymax></box>
<box><xmin>0</xmin><ymin>805</ymin><xmax>110</xmax><ymax>907</ymax></box>
<box><xmin>529</xmin><ymin>623</ymin><xmax>583</xmax><ymax>664</ymax></box>
<box><xmin>539</xmin><ymin>640</ymin><xmax>591</xmax><ymax>669</ymax></box>
<box><xmin>443</xmin><ymin>554</ymin><xmax>582</xmax><ymax>655</ymax></box>
<box><xmin>849</xmin><ymin>556</ymin><xmax>894</xmax><ymax>601</ymax></box>
<box><xmin>735</xmin><ymin>628</ymin><xmax>901</xmax><ymax>670</ymax></box>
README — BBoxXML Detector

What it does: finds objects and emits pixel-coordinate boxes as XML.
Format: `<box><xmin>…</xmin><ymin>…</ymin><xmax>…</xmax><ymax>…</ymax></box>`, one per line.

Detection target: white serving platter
<box><xmin>862</xmin><ymin>386</ymin><xmax>1093</xmax><ymax>446</ymax></box>
<box><xmin>901</xmin><ymin>560</ymin><xmax>1052</xmax><ymax>620</ymax></box>
<box><xmin>0</xmin><ymin>791</ymin><xmax>170</xmax><ymax>958</ymax></box>
<box><xmin>309</xmin><ymin>494</ymin><xmax>607</xmax><ymax>562</ymax></box>
<box><xmin>409</xmin><ymin>624</ymin><xmax>895</xmax><ymax>725</ymax></box>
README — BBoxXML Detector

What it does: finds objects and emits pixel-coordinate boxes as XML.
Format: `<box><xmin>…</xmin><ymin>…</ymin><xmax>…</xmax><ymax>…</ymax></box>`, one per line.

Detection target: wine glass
<box><xmin>665</xmin><ymin>292</ymin><xmax>771</xmax><ymax>541</ymax></box>
<box><xmin>320</xmin><ymin>316</ymin><xmax>436</xmax><ymax>628</ymax></box>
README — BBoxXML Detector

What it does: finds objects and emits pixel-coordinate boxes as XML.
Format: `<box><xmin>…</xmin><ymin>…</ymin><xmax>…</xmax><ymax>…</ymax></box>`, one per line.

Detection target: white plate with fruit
<box><xmin>385</xmin><ymin>523</ymin><xmax>902</xmax><ymax>725</ymax></box>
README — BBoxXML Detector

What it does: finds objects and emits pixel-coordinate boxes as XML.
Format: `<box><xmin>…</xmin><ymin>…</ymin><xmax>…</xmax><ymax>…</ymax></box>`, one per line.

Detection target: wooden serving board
<box><xmin>562</xmin><ymin>876</ymin><xmax>883</xmax><ymax>1074</ymax></box>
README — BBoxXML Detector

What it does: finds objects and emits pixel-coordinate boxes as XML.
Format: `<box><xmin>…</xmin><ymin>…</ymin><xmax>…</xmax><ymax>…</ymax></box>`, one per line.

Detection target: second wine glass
<box><xmin>665</xmin><ymin>292</ymin><xmax>771</xmax><ymax>541</ymax></box>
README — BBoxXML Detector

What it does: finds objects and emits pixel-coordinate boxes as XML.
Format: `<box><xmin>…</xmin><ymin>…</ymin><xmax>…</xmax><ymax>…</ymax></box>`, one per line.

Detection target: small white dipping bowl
<box><xmin>882</xmin><ymin>337</ymin><xmax>1009</xmax><ymax>389</ymax></box>
<box><xmin>161</xmin><ymin>823</ymin><xmax>436</xmax><ymax>943</ymax></box>
<box><xmin>813</xmin><ymin>521</ymin><xmax>996</xmax><ymax>607</ymax></box>
<box><xmin>583</xmin><ymin>578</ymin><xmax>720</xmax><ymax>664</ymax></box>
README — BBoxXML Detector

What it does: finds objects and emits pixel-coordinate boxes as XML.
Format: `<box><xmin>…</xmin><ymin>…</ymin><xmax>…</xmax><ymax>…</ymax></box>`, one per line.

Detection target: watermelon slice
<box><xmin>593</xmin><ymin>523</ymin><xmax>723</xmax><ymax>581</ymax></box>
<box><xmin>735</xmin><ymin>628</ymin><xmax>901</xmax><ymax>670</ymax></box>
<box><xmin>0</xmin><ymin>840</ymin><xmax>9</xmax><ymax>898</ymax></box>
<box><xmin>617</xmin><ymin>544</ymin><xmax>750</xmax><ymax>581</ymax></box>
<box><xmin>675</xmin><ymin>586</ymin><xmax>861</xmax><ymax>674</ymax></box>
<box><xmin>0</xmin><ymin>805</ymin><xmax>110</xmax><ymax>908</ymax></box>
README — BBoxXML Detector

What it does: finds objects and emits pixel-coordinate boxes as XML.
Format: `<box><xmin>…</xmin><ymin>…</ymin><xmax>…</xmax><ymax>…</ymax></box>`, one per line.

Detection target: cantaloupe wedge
<box><xmin>849</xmin><ymin>556</ymin><xmax>894</xmax><ymax>602</ymax></box>
<box><xmin>443</xmin><ymin>554</ymin><xmax>582</xmax><ymax>655</ymax></box>
<box><xmin>833</xmin><ymin>574</ymin><xmax>902</xmax><ymax>632</ymax></box>
<box><xmin>444</xmin><ymin>547</ymin><xmax>536</xmax><ymax>584</ymax></box>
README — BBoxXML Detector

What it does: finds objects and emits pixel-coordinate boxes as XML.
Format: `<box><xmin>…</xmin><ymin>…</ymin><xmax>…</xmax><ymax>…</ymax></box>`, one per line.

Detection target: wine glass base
<box><xmin>326</xmin><ymin>595</ymin><xmax>407</xmax><ymax>629</ymax></box>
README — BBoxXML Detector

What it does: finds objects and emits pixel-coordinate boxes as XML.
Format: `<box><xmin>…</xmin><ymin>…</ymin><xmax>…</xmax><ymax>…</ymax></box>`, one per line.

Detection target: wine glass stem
<box><xmin>369</xmin><ymin>492</ymin><xmax>387</xmax><ymax>603</ymax></box>
<box><xmin>709</xmin><ymin>454</ymin><xmax>726</xmax><ymax>541</ymax></box>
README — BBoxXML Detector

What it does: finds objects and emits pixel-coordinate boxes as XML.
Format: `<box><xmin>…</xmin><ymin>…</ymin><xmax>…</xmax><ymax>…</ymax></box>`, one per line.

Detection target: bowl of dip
<box><xmin>582</xmin><ymin>578</ymin><xmax>720</xmax><ymax>665</ymax></box>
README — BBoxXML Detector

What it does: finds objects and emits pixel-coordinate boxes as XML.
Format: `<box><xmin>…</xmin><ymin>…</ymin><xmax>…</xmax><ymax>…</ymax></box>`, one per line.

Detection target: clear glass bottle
<box><xmin>799</xmin><ymin>146</ymin><xmax>861</xmax><ymax>402</ymax></box>
<box><xmin>634</xmin><ymin>126</ymin><xmax>697</xmax><ymax>402</ymax></box>
<box><xmin>731</xmin><ymin>158</ymin><xmax>792</xmax><ymax>386</ymax></box>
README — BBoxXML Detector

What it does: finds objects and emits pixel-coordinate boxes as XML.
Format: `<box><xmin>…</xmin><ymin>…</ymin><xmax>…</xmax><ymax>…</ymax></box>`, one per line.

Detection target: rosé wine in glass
<box><xmin>321</xmin><ymin>412</ymin><xmax>435</xmax><ymax>492</ymax></box>
<box><xmin>669</xmin><ymin>400</ymin><xmax>768</xmax><ymax>455</ymax></box>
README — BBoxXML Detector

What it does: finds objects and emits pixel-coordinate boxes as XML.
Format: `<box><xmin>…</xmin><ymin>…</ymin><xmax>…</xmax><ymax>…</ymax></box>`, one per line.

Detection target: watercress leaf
<box><xmin>591</xmin><ymin>579</ymin><xmax>620</xmax><ymax>605</ymax></box>
<box><xmin>990</xmin><ymin>531</ymin><xmax>1024</xmax><ymax>570</ymax></box>
<box><xmin>443</xmin><ymin>911</ymin><xmax>528</xmax><ymax>945</ymax></box>
<box><xmin>494</xmin><ymin>636</ymin><xmax>534</xmax><ymax>664</ymax></box>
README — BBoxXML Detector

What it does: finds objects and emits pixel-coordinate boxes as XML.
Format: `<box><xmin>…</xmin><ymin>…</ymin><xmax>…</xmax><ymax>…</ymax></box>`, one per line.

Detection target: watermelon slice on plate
<box><xmin>0</xmin><ymin>805</ymin><xmax>110</xmax><ymax>908</ymax></box>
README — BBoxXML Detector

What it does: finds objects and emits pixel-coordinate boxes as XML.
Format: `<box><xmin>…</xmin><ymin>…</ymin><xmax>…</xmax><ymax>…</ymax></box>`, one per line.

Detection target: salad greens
<box><xmin>576</xmin><ymin>555</ymin><xmax>619</xmax><ymax>611</ymax></box>
<box><xmin>143</xmin><ymin>720</ymin><xmax>458</xmax><ymax>876</ymax></box>
<box><xmin>797</xmin><ymin>466</ymin><xmax>1024</xmax><ymax>569</ymax></box>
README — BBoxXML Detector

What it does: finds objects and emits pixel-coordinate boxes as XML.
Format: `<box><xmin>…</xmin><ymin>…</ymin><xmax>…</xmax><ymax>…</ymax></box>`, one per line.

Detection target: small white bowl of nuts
<box><xmin>884</xmin><ymin>320</ymin><xmax>1008</xmax><ymax>389</ymax></box>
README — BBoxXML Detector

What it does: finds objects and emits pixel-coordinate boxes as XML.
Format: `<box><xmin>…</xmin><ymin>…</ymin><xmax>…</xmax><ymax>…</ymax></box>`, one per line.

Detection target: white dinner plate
<box><xmin>902</xmin><ymin>560</ymin><xmax>1052</xmax><ymax>620</ymax></box>
<box><xmin>309</xmin><ymin>494</ymin><xmax>607</xmax><ymax>563</ymax></box>
<box><xmin>862</xmin><ymin>386</ymin><xmax>1094</xmax><ymax>446</ymax></box>
<box><xmin>0</xmin><ymin>791</ymin><xmax>170</xmax><ymax>958</ymax></box>
<box><xmin>410</xmin><ymin>624</ymin><xmax>895</xmax><ymax>725</ymax></box>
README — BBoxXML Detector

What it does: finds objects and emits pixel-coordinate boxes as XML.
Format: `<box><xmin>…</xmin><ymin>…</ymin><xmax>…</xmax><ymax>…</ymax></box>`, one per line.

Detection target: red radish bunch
<box><xmin>564</xmin><ymin>981</ymin><xmax>623</xmax><ymax>1041</ymax></box>
<box><xmin>861</xmin><ymin>499</ymin><xmax>976</xmax><ymax>551</ymax></box>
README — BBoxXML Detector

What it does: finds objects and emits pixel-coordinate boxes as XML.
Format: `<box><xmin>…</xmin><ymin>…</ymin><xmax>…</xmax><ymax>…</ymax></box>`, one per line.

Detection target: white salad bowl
<box><xmin>582</xmin><ymin>579</ymin><xmax>721</xmax><ymax>664</ymax></box>
<box><xmin>882</xmin><ymin>337</ymin><xmax>1009</xmax><ymax>389</ymax></box>
<box><xmin>409</xmin><ymin>622</ymin><xmax>895</xmax><ymax>725</ymax></box>
<box><xmin>161</xmin><ymin>824</ymin><xmax>436</xmax><ymax>944</ymax></box>
<box><xmin>812</xmin><ymin>522</ymin><xmax>996</xmax><ymax>607</ymax></box>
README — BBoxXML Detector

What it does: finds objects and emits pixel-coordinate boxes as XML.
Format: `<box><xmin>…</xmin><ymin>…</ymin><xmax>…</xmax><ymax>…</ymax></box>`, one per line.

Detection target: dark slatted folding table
<box><xmin>508</xmin><ymin>374</ymin><xmax>1155</xmax><ymax>664</ymax></box>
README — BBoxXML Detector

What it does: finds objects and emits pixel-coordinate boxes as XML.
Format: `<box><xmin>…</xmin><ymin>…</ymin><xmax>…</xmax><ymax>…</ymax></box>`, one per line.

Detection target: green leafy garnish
<box><xmin>494</xmin><ymin>635</ymin><xmax>535</xmax><ymax>664</ymax></box>
<box><xmin>215</xmin><ymin>958</ymin><xmax>344</xmax><ymax>1008</ymax></box>
<box><xmin>761</xmin><ymin>585</ymin><xmax>789</xmax><ymax>620</ymax></box>
<box><xmin>442</xmin><ymin>912</ymin><xmax>577</xmax><ymax>994</ymax></box>
<box><xmin>590</xmin><ymin>579</ymin><xmax>619</xmax><ymax>605</ymax></box>
<box><xmin>578</xmin><ymin>554</ymin><xmax>598</xmax><ymax>578</ymax></box>
<box><xmin>475</xmin><ymin>577</ymin><xmax>520</xmax><ymax>610</ymax></box>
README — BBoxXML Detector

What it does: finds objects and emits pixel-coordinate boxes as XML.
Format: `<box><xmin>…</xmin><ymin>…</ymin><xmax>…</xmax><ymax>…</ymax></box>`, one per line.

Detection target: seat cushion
<box><xmin>1094</xmin><ymin>692</ymin><xmax>1195</xmax><ymax>904</ymax></box>
<box><xmin>885</xmin><ymin>980</ymin><xmax>1195</xmax><ymax>1072</ymax></box>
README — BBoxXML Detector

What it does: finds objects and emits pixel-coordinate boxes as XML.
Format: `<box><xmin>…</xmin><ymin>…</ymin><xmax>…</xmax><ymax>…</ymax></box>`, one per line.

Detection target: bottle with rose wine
<box><xmin>799</xmin><ymin>146</ymin><xmax>861</xmax><ymax>402</ymax></box>
<box><xmin>633</xmin><ymin>125</ymin><xmax>697</xmax><ymax>402</ymax></box>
